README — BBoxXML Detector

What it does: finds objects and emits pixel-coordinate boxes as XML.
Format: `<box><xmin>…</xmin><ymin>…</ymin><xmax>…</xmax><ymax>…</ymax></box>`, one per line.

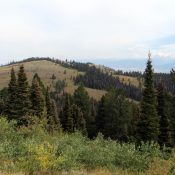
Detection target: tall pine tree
<box><xmin>7</xmin><ymin>68</ymin><xmax>18</xmax><ymax>120</ymax></box>
<box><xmin>70</xmin><ymin>104</ymin><xmax>86</xmax><ymax>134</ymax></box>
<box><xmin>45</xmin><ymin>87</ymin><xmax>52</xmax><ymax>118</ymax></box>
<box><xmin>16</xmin><ymin>65</ymin><xmax>31</xmax><ymax>125</ymax></box>
<box><xmin>45</xmin><ymin>87</ymin><xmax>59</xmax><ymax>130</ymax></box>
<box><xmin>33</xmin><ymin>73</ymin><xmax>46</xmax><ymax>94</ymax></box>
<box><xmin>61</xmin><ymin>93</ymin><xmax>73</xmax><ymax>132</ymax></box>
<box><xmin>157</xmin><ymin>81</ymin><xmax>170</xmax><ymax>147</ymax></box>
<box><xmin>101</xmin><ymin>89</ymin><xmax>132</xmax><ymax>140</ymax></box>
<box><xmin>88</xmin><ymin>99</ymin><xmax>97</xmax><ymax>138</ymax></box>
<box><xmin>30</xmin><ymin>78</ymin><xmax>45</xmax><ymax>117</ymax></box>
<box><xmin>96</xmin><ymin>95</ymin><xmax>106</xmax><ymax>134</ymax></box>
<box><xmin>50</xmin><ymin>99</ymin><xmax>61</xmax><ymax>130</ymax></box>
<box><xmin>73</xmin><ymin>84</ymin><xmax>92</xmax><ymax>137</ymax></box>
<box><xmin>137</xmin><ymin>52</ymin><xmax>159</xmax><ymax>142</ymax></box>
<box><xmin>170</xmin><ymin>69</ymin><xmax>175</xmax><ymax>145</ymax></box>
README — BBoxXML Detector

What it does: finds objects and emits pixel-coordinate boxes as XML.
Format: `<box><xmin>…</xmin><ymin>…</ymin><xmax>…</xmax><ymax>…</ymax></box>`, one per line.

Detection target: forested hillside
<box><xmin>5</xmin><ymin>57</ymin><xmax>175</xmax><ymax>100</ymax></box>
<box><xmin>1</xmin><ymin>57</ymin><xmax>175</xmax><ymax>141</ymax></box>
<box><xmin>1</xmin><ymin>57</ymin><xmax>175</xmax><ymax>174</ymax></box>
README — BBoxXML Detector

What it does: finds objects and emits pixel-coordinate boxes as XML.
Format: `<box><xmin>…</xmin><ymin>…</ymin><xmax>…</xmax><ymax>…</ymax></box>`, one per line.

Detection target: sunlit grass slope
<box><xmin>0</xmin><ymin>60</ymin><xmax>106</xmax><ymax>100</ymax></box>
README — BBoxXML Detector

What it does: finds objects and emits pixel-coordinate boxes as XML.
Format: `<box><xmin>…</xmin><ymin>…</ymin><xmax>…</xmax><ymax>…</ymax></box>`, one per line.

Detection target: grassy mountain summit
<box><xmin>0</xmin><ymin>59</ymin><xmax>107</xmax><ymax>100</ymax></box>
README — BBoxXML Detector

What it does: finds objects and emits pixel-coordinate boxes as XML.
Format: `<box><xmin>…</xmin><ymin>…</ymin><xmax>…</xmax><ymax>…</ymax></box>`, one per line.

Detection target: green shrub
<box><xmin>54</xmin><ymin>133</ymin><xmax>165</xmax><ymax>171</ymax></box>
<box><xmin>0</xmin><ymin>117</ymin><xmax>170</xmax><ymax>174</ymax></box>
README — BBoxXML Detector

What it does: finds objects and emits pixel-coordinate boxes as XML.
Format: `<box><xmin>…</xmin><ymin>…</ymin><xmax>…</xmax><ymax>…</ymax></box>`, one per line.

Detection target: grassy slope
<box><xmin>96</xmin><ymin>64</ymin><xmax>140</xmax><ymax>88</ymax></box>
<box><xmin>114</xmin><ymin>74</ymin><xmax>140</xmax><ymax>87</ymax></box>
<box><xmin>0</xmin><ymin>60</ymin><xmax>106</xmax><ymax>100</ymax></box>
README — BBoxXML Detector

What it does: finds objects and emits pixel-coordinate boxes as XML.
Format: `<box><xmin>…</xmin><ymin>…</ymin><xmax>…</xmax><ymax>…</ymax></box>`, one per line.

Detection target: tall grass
<box><xmin>0</xmin><ymin>117</ymin><xmax>174</xmax><ymax>175</ymax></box>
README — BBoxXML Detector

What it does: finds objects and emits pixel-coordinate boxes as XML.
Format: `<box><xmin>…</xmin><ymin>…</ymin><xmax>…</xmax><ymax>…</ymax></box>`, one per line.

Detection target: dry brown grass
<box><xmin>95</xmin><ymin>64</ymin><xmax>141</xmax><ymax>88</ymax></box>
<box><xmin>0</xmin><ymin>162</ymin><xmax>173</xmax><ymax>175</ymax></box>
<box><xmin>0</xmin><ymin>60</ymin><xmax>106</xmax><ymax>100</ymax></box>
<box><xmin>0</xmin><ymin>170</ymin><xmax>139</xmax><ymax>175</ymax></box>
<box><xmin>113</xmin><ymin>75</ymin><xmax>140</xmax><ymax>87</ymax></box>
<box><xmin>58</xmin><ymin>158</ymin><xmax>175</xmax><ymax>175</ymax></box>
<box><xmin>145</xmin><ymin>159</ymin><xmax>172</xmax><ymax>175</ymax></box>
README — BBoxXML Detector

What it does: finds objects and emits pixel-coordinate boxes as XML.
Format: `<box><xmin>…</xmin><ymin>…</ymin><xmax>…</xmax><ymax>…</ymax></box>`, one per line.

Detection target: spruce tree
<box><xmin>170</xmin><ymin>95</ymin><xmax>175</xmax><ymax>146</ymax></box>
<box><xmin>30</xmin><ymin>78</ymin><xmax>45</xmax><ymax>117</ymax></box>
<box><xmin>137</xmin><ymin>53</ymin><xmax>159</xmax><ymax>142</ymax></box>
<box><xmin>169</xmin><ymin>69</ymin><xmax>175</xmax><ymax>145</ymax></box>
<box><xmin>102</xmin><ymin>89</ymin><xmax>131</xmax><ymax>140</ymax></box>
<box><xmin>73</xmin><ymin>84</ymin><xmax>91</xmax><ymax>136</ymax></box>
<box><xmin>33</xmin><ymin>73</ymin><xmax>46</xmax><ymax>94</ymax></box>
<box><xmin>45</xmin><ymin>87</ymin><xmax>52</xmax><ymax>117</ymax></box>
<box><xmin>7</xmin><ymin>68</ymin><xmax>18</xmax><ymax>120</ymax></box>
<box><xmin>130</xmin><ymin>102</ymin><xmax>140</xmax><ymax>141</ymax></box>
<box><xmin>88</xmin><ymin>99</ymin><xmax>97</xmax><ymax>138</ymax></box>
<box><xmin>157</xmin><ymin>81</ymin><xmax>170</xmax><ymax>147</ymax></box>
<box><xmin>45</xmin><ymin>87</ymin><xmax>60</xmax><ymax>131</ymax></box>
<box><xmin>71</xmin><ymin>104</ymin><xmax>86</xmax><ymax>134</ymax></box>
<box><xmin>50</xmin><ymin>99</ymin><xmax>61</xmax><ymax>130</ymax></box>
<box><xmin>62</xmin><ymin>93</ymin><xmax>73</xmax><ymax>132</ymax></box>
<box><xmin>96</xmin><ymin>95</ymin><xmax>106</xmax><ymax>134</ymax></box>
<box><xmin>16</xmin><ymin>65</ymin><xmax>31</xmax><ymax>125</ymax></box>
<box><xmin>0</xmin><ymin>88</ymin><xmax>8</xmax><ymax>114</ymax></box>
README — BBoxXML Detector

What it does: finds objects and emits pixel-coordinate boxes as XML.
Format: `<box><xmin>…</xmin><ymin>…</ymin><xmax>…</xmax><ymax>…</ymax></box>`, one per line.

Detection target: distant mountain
<box><xmin>77</xmin><ymin>58</ymin><xmax>175</xmax><ymax>73</ymax></box>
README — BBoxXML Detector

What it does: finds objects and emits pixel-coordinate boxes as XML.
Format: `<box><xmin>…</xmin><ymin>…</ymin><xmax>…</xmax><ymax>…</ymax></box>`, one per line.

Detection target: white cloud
<box><xmin>153</xmin><ymin>44</ymin><xmax>175</xmax><ymax>59</ymax></box>
<box><xmin>0</xmin><ymin>0</ymin><xmax>175</xmax><ymax>63</ymax></box>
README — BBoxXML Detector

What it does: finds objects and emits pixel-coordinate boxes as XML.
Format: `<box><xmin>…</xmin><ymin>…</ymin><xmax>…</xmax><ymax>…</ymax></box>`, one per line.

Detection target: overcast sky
<box><xmin>0</xmin><ymin>0</ymin><xmax>175</xmax><ymax>64</ymax></box>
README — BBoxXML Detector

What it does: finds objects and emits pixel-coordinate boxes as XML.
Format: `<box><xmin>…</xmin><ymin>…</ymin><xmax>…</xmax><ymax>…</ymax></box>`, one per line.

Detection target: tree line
<box><xmin>6</xmin><ymin>57</ymin><xmax>175</xmax><ymax>99</ymax></box>
<box><xmin>1</xmin><ymin>56</ymin><xmax>175</xmax><ymax>148</ymax></box>
<box><xmin>74</xmin><ymin>65</ymin><xmax>141</xmax><ymax>101</ymax></box>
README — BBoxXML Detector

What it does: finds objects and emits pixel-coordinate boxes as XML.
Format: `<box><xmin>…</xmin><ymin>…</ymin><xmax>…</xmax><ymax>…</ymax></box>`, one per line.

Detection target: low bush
<box><xmin>0</xmin><ymin>117</ymin><xmax>172</xmax><ymax>174</ymax></box>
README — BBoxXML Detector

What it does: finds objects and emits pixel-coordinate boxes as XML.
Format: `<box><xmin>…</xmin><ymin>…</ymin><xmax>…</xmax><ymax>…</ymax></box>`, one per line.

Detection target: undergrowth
<box><xmin>0</xmin><ymin>117</ymin><xmax>174</xmax><ymax>175</ymax></box>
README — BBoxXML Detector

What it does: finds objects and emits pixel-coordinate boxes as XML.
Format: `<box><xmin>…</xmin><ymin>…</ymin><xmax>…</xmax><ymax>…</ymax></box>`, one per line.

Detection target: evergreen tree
<box><xmin>16</xmin><ymin>65</ymin><xmax>31</xmax><ymax>125</ymax></box>
<box><xmin>70</xmin><ymin>104</ymin><xmax>86</xmax><ymax>134</ymax></box>
<box><xmin>73</xmin><ymin>84</ymin><xmax>92</xmax><ymax>136</ymax></box>
<box><xmin>33</xmin><ymin>73</ymin><xmax>46</xmax><ymax>94</ymax></box>
<box><xmin>88</xmin><ymin>99</ymin><xmax>97</xmax><ymax>138</ymax></box>
<box><xmin>129</xmin><ymin>102</ymin><xmax>140</xmax><ymax>141</ymax></box>
<box><xmin>0</xmin><ymin>99</ymin><xmax>5</xmax><ymax>115</ymax></box>
<box><xmin>51</xmin><ymin>99</ymin><xmax>61</xmax><ymax>128</ymax></box>
<box><xmin>54</xmin><ymin>80</ymin><xmax>66</xmax><ymax>94</ymax></box>
<box><xmin>137</xmin><ymin>53</ymin><xmax>159</xmax><ymax>142</ymax></box>
<box><xmin>45</xmin><ymin>87</ymin><xmax>60</xmax><ymax>131</ymax></box>
<box><xmin>169</xmin><ymin>69</ymin><xmax>175</xmax><ymax>145</ymax></box>
<box><xmin>170</xmin><ymin>95</ymin><xmax>175</xmax><ymax>146</ymax></box>
<box><xmin>62</xmin><ymin>93</ymin><xmax>73</xmax><ymax>132</ymax></box>
<box><xmin>51</xmin><ymin>74</ymin><xmax>56</xmax><ymax>80</ymax></box>
<box><xmin>96</xmin><ymin>95</ymin><xmax>106</xmax><ymax>134</ymax></box>
<box><xmin>7</xmin><ymin>68</ymin><xmax>18</xmax><ymax>119</ymax></box>
<box><xmin>45</xmin><ymin>87</ymin><xmax>52</xmax><ymax>117</ymax></box>
<box><xmin>102</xmin><ymin>89</ymin><xmax>132</xmax><ymax>140</ymax></box>
<box><xmin>0</xmin><ymin>88</ymin><xmax>8</xmax><ymax>115</ymax></box>
<box><xmin>157</xmin><ymin>81</ymin><xmax>170</xmax><ymax>147</ymax></box>
<box><xmin>30</xmin><ymin>78</ymin><xmax>45</xmax><ymax>117</ymax></box>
